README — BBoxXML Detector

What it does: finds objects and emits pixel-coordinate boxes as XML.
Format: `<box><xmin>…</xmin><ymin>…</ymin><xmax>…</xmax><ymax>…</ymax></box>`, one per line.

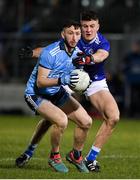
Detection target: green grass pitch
<box><xmin>0</xmin><ymin>115</ymin><xmax>140</xmax><ymax>179</ymax></box>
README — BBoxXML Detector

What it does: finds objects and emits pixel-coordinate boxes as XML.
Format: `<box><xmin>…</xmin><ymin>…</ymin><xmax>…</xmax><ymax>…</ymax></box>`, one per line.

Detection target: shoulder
<box><xmin>41</xmin><ymin>41</ymin><xmax>61</xmax><ymax>57</ymax></box>
<box><xmin>97</xmin><ymin>32</ymin><xmax>109</xmax><ymax>44</ymax></box>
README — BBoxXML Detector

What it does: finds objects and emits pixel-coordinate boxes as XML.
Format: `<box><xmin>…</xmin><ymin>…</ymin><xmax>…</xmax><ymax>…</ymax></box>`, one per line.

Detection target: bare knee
<box><xmin>107</xmin><ymin>111</ymin><xmax>120</xmax><ymax>128</ymax></box>
<box><xmin>56</xmin><ymin>114</ymin><xmax>68</xmax><ymax>130</ymax></box>
<box><xmin>80</xmin><ymin>116</ymin><xmax>92</xmax><ymax>129</ymax></box>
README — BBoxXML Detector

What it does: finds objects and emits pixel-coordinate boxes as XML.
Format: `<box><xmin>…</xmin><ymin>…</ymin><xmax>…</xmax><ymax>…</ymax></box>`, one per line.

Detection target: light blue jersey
<box><xmin>25</xmin><ymin>40</ymin><xmax>81</xmax><ymax>96</ymax></box>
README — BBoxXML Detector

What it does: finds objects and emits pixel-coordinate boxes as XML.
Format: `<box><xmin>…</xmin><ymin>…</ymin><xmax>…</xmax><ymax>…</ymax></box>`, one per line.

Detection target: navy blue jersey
<box><xmin>25</xmin><ymin>40</ymin><xmax>81</xmax><ymax>96</ymax></box>
<box><xmin>77</xmin><ymin>32</ymin><xmax>110</xmax><ymax>81</ymax></box>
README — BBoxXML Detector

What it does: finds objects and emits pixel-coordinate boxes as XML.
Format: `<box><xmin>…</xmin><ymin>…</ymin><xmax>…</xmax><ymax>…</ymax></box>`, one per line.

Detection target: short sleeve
<box><xmin>39</xmin><ymin>49</ymin><xmax>54</xmax><ymax>69</ymax></box>
<box><xmin>98</xmin><ymin>35</ymin><xmax>110</xmax><ymax>52</ymax></box>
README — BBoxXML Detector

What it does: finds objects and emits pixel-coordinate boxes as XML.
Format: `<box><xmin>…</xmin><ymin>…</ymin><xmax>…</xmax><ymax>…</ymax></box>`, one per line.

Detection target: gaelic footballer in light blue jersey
<box><xmin>16</xmin><ymin>20</ymin><xmax>92</xmax><ymax>173</ymax></box>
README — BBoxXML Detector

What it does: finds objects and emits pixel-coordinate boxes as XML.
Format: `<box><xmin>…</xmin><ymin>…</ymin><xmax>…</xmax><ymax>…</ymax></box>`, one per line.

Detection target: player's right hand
<box><xmin>58</xmin><ymin>73</ymin><xmax>79</xmax><ymax>87</ymax></box>
<box><xmin>72</xmin><ymin>52</ymin><xmax>94</xmax><ymax>67</ymax></box>
<box><xmin>18</xmin><ymin>46</ymin><xmax>33</xmax><ymax>59</ymax></box>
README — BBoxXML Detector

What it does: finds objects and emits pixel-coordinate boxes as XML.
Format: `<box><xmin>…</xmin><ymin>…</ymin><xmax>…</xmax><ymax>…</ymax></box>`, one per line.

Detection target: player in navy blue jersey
<box><xmin>72</xmin><ymin>10</ymin><xmax>120</xmax><ymax>172</ymax></box>
<box><xmin>18</xmin><ymin>10</ymin><xmax>120</xmax><ymax>172</ymax></box>
<box><xmin>15</xmin><ymin>20</ymin><xmax>92</xmax><ymax>173</ymax></box>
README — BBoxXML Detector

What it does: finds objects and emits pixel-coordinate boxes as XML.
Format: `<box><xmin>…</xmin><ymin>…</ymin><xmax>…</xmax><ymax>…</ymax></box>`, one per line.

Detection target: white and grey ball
<box><xmin>70</xmin><ymin>69</ymin><xmax>90</xmax><ymax>92</ymax></box>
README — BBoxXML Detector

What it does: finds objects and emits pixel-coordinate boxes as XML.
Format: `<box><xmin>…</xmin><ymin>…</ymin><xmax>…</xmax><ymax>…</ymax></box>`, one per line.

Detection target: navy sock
<box><xmin>73</xmin><ymin>149</ymin><xmax>82</xmax><ymax>160</ymax></box>
<box><xmin>24</xmin><ymin>144</ymin><xmax>37</xmax><ymax>157</ymax></box>
<box><xmin>50</xmin><ymin>151</ymin><xmax>59</xmax><ymax>158</ymax></box>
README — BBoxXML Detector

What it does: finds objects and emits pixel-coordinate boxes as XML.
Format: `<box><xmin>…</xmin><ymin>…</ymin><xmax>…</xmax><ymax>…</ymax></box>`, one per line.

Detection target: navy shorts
<box><xmin>24</xmin><ymin>86</ymin><xmax>70</xmax><ymax>113</ymax></box>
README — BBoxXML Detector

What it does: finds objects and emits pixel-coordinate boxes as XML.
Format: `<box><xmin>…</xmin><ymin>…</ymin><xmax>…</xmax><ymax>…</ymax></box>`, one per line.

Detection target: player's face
<box><xmin>81</xmin><ymin>20</ymin><xmax>99</xmax><ymax>42</ymax></box>
<box><xmin>62</xmin><ymin>26</ymin><xmax>81</xmax><ymax>48</ymax></box>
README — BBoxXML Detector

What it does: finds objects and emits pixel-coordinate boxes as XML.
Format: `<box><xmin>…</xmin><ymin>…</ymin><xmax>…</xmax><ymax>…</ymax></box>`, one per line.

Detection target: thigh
<box><xmin>60</xmin><ymin>95</ymin><xmax>80</xmax><ymax>114</ymax></box>
<box><xmin>61</xmin><ymin>96</ymin><xmax>92</xmax><ymax>126</ymax></box>
<box><xmin>25</xmin><ymin>95</ymin><xmax>67</xmax><ymax>125</ymax></box>
<box><xmin>37</xmin><ymin>100</ymin><xmax>68</xmax><ymax>125</ymax></box>
<box><xmin>89</xmin><ymin>90</ymin><xmax>119</xmax><ymax>120</ymax></box>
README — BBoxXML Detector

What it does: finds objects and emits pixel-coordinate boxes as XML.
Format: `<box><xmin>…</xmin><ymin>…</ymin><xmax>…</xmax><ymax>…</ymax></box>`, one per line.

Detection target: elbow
<box><xmin>36</xmin><ymin>79</ymin><xmax>43</xmax><ymax>88</ymax></box>
<box><xmin>100</xmin><ymin>50</ymin><xmax>109</xmax><ymax>61</ymax></box>
<box><xmin>104</xmin><ymin>51</ymin><xmax>109</xmax><ymax>59</ymax></box>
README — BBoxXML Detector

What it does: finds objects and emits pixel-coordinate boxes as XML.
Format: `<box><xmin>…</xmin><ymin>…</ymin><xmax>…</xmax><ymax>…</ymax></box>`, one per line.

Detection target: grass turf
<box><xmin>0</xmin><ymin>115</ymin><xmax>140</xmax><ymax>179</ymax></box>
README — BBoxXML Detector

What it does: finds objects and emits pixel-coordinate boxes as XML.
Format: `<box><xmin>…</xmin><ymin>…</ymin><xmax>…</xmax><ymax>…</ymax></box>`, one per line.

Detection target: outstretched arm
<box><xmin>18</xmin><ymin>46</ymin><xmax>43</xmax><ymax>59</ymax></box>
<box><xmin>32</xmin><ymin>47</ymin><xmax>43</xmax><ymax>58</ymax></box>
<box><xmin>91</xmin><ymin>49</ymin><xmax>109</xmax><ymax>63</ymax></box>
<box><xmin>72</xmin><ymin>49</ymin><xmax>109</xmax><ymax>67</ymax></box>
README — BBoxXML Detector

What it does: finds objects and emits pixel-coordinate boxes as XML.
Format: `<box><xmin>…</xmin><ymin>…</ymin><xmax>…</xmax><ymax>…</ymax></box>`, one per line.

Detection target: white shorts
<box><xmin>63</xmin><ymin>79</ymin><xmax>109</xmax><ymax>97</ymax></box>
<box><xmin>85</xmin><ymin>79</ymin><xmax>109</xmax><ymax>97</ymax></box>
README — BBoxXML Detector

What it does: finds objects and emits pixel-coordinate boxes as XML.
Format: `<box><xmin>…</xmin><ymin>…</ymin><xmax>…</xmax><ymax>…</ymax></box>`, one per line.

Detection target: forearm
<box><xmin>32</xmin><ymin>48</ymin><xmax>43</xmax><ymax>58</ymax></box>
<box><xmin>92</xmin><ymin>49</ymin><xmax>109</xmax><ymax>63</ymax></box>
<box><xmin>37</xmin><ymin>77</ymin><xmax>59</xmax><ymax>88</ymax></box>
<box><xmin>37</xmin><ymin>65</ymin><xmax>61</xmax><ymax>88</ymax></box>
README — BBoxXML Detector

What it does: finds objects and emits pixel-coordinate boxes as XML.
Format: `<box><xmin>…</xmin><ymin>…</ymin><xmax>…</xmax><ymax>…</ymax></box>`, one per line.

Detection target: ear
<box><xmin>97</xmin><ymin>22</ymin><xmax>100</xmax><ymax>31</ymax></box>
<box><xmin>61</xmin><ymin>31</ymin><xmax>64</xmax><ymax>39</ymax></box>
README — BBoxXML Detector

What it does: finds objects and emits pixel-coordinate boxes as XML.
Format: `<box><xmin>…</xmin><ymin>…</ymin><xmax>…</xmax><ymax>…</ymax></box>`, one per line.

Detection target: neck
<box><xmin>64</xmin><ymin>43</ymin><xmax>74</xmax><ymax>54</ymax></box>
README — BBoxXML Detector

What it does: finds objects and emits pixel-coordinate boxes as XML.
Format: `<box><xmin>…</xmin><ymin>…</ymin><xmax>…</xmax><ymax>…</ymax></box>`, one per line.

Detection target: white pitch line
<box><xmin>0</xmin><ymin>157</ymin><xmax>45</xmax><ymax>162</ymax></box>
<box><xmin>0</xmin><ymin>155</ymin><xmax>140</xmax><ymax>162</ymax></box>
<box><xmin>100</xmin><ymin>155</ymin><xmax>140</xmax><ymax>159</ymax></box>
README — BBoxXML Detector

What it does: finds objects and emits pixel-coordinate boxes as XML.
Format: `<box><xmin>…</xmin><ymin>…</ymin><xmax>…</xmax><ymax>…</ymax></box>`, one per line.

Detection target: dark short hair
<box><xmin>80</xmin><ymin>10</ymin><xmax>99</xmax><ymax>21</ymax></box>
<box><xmin>62</xmin><ymin>19</ymin><xmax>81</xmax><ymax>30</ymax></box>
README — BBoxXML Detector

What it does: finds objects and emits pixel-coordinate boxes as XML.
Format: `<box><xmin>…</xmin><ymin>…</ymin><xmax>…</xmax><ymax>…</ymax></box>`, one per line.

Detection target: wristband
<box><xmin>90</xmin><ymin>55</ymin><xmax>94</xmax><ymax>62</ymax></box>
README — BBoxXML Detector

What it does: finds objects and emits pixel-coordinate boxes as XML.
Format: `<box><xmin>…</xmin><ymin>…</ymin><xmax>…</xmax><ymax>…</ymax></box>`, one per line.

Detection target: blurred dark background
<box><xmin>0</xmin><ymin>0</ymin><xmax>140</xmax><ymax>117</ymax></box>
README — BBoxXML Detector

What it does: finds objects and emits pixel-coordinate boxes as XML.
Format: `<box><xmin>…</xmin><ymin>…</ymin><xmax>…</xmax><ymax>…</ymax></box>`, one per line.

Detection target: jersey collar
<box><xmin>82</xmin><ymin>33</ymin><xmax>98</xmax><ymax>44</ymax></box>
<box><xmin>59</xmin><ymin>39</ymin><xmax>76</xmax><ymax>57</ymax></box>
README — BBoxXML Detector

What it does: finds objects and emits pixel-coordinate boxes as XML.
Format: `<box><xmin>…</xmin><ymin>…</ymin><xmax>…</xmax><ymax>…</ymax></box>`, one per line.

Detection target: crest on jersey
<box><xmin>88</xmin><ymin>49</ymin><xmax>94</xmax><ymax>54</ymax></box>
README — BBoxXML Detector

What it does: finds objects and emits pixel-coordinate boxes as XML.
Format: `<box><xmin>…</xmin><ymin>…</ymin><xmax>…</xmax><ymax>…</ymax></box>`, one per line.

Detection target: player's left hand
<box><xmin>18</xmin><ymin>46</ymin><xmax>33</xmax><ymax>59</ymax></box>
<box><xmin>69</xmin><ymin>72</ymin><xmax>79</xmax><ymax>88</ymax></box>
<box><xmin>58</xmin><ymin>73</ymin><xmax>79</xmax><ymax>87</ymax></box>
<box><xmin>72</xmin><ymin>52</ymin><xmax>94</xmax><ymax>67</ymax></box>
